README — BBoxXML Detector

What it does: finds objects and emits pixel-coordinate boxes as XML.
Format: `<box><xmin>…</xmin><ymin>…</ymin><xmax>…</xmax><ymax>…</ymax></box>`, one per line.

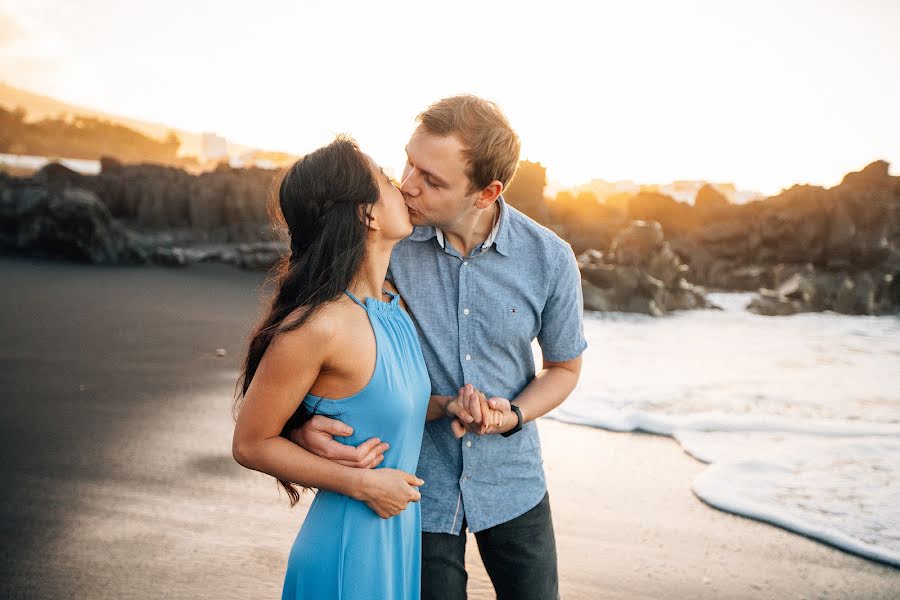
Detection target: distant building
<box><xmin>201</xmin><ymin>133</ymin><xmax>228</xmax><ymax>164</ymax></box>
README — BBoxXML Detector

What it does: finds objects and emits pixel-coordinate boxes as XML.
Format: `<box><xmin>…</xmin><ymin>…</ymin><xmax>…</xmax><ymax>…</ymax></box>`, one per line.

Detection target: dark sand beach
<box><xmin>1</xmin><ymin>255</ymin><xmax>897</xmax><ymax>599</ymax></box>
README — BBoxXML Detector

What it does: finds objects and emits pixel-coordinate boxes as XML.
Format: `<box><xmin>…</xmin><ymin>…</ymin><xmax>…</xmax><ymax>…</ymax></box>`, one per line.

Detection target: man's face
<box><xmin>400</xmin><ymin>131</ymin><xmax>478</xmax><ymax>228</ymax></box>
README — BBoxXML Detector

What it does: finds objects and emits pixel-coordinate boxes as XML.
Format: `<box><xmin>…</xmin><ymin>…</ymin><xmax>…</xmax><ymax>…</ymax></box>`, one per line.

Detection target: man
<box><xmin>292</xmin><ymin>95</ymin><xmax>586</xmax><ymax>600</ymax></box>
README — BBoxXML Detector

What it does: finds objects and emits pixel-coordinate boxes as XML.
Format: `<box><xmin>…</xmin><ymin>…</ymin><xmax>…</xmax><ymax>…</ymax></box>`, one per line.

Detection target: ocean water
<box><xmin>549</xmin><ymin>293</ymin><xmax>900</xmax><ymax>567</ymax></box>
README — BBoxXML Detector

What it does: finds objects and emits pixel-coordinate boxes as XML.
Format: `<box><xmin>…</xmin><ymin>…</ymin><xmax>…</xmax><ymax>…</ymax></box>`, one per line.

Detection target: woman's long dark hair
<box><xmin>233</xmin><ymin>135</ymin><xmax>379</xmax><ymax>506</ymax></box>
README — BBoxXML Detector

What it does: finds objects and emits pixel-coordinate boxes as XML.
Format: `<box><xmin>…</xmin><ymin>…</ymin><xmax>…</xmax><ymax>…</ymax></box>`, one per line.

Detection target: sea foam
<box><xmin>548</xmin><ymin>293</ymin><xmax>900</xmax><ymax>567</ymax></box>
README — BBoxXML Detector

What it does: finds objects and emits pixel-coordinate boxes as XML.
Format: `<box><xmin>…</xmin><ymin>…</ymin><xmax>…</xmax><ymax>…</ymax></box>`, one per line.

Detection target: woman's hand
<box><xmin>448</xmin><ymin>384</ymin><xmax>505</xmax><ymax>437</ymax></box>
<box><xmin>356</xmin><ymin>469</ymin><xmax>424</xmax><ymax>519</ymax></box>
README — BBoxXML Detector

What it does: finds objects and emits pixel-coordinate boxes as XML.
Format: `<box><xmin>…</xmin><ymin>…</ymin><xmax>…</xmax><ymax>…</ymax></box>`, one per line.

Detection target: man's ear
<box><xmin>475</xmin><ymin>180</ymin><xmax>503</xmax><ymax>209</ymax></box>
<box><xmin>358</xmin><ymin>202</ymin><xmax>380</xmax><ymax>231</ymax></box>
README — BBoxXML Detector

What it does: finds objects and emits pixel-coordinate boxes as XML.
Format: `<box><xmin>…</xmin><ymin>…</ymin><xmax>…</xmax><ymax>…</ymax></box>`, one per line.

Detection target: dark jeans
<box><xmin>421</xmin><ymin>492</ymin><xmax>559</xmax><ymax>600</ymax></box>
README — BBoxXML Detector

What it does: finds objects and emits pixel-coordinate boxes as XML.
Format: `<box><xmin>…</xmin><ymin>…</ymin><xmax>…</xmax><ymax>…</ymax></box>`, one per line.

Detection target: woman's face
<box><xmin>366</xmin><ymin>155</ymin><xmax>413</xmax><ymax>241</ymax></box>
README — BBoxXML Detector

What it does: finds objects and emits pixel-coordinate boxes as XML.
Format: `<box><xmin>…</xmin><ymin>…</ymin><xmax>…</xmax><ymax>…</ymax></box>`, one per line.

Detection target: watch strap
<box><xmin>501</xmin><ymin>403</ymin><xmax>523</xmax><ymax>437</ymax></box>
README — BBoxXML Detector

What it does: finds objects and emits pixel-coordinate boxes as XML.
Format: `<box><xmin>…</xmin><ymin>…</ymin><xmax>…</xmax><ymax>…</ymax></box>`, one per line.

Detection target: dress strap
<box><xmin>343</xmin><ymin>289</ymin><xmax>367</xmax><ymax>308</ymax></box>
<box><xmin>382</xmin><ymin>287</ymin><xmax>399</xmax><ymax>301</ymax></box>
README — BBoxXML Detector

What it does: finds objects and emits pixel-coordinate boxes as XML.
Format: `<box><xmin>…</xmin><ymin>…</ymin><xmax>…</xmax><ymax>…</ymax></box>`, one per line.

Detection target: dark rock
<box><xmin>609</xmin><ymin>221</ymin><xmax>664</xmax><ymax>266</ymax></box>
<box><xmin>853</xmin><ymin>272</ymin><xmax>876</xmax><ymax>315</ymax></box>
<box><xmin>833</xmin><ymin>277</ymin><xmax>857</xmax><ymax>314</ymax></box>
<box><xmin>706</xmin><ymin>263</ymin><xmax>774</xmax><ymax>291</ymax></box>
<box><xmin>580</xmin><ymin>262</ymin><xmax>620</xmax><ymax>289</ymax></box>
<box><xmin>578</xmin><ymin>221</ymin><xmax>716</xmax><ymax>315</ymax></box>
<box><xmin>625</xmin><ymin>296</ymin><xmax>664</xmax><ymax>317</ymax></box>
<box><xmin>0</xmin><ymin>178</ymin><xmax>148</xmax><ymax>264</ymax></box>
<box><xmin>235</xmin><ymin>241</ymin><xmax>287</xmax><ymax>271</ymax></box>
<box><xmin>695</xmin><ymin>184</ymin><xmax>729</xmax><ymax>211</ymax></box>
<box><xmin>100</xmin><ymin>156</ymin><xmax>124</xmax><ymax>173</ymax></box>
<box><xmin>646</xmin><ymin>242</ymin><xmax>687</xmax><ymax>287</ymax></box>
<box><xmin>153</xmin><ymin>247</ymin><xmax>188</xmax><ymax>267</ymax></box>
<box><xmin>581</xmin><ymin>280</ymin><xmax>614</xmax><ymax>312</ymax></box>
<box><xmin>747</xmin><ymin>294</ymin><xmax>805</xmax><ymax>316</ymax></box>
<box><xmin>840</xmin><ymin>160</ymin><xmax>890</xmax><ymax>187</ymax></box>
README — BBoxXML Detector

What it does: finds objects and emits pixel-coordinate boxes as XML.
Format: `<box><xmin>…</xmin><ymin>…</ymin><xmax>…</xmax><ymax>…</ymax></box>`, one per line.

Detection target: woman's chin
<box><xmin>407</xmin><ymin>210</ymin><xmax>426</xmax><ymax>228</ymax></box>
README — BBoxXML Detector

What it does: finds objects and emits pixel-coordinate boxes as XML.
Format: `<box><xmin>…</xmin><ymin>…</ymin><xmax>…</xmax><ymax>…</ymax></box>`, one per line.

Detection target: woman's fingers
<box><xmin>465</xmin><ymin>384</ymin><xmax>483</xmax><ymax>424</ymax></box>
<box><xmin>474</xmin><ymin>391</ymin><xmax>496</xmax><ymax>434</ymax></box>
<box><xmin>450</xmin><ymin>418</ymin><xmax>467</xmax><ymax>438</ymax></box>
<box><xmin>448</xmin><ymin>388</ymin><xmax>475</xmax><ymax>423</ymax></box>
<box><xmin>403</xmin><ymin>471</ymin><xmax>425</xmax><ymax>486</ymax></box>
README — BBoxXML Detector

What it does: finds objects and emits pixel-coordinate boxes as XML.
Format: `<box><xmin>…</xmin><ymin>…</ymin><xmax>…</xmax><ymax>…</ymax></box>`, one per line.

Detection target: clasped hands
<box><xmin>288</xmin><ymin>384</ymin><xmax>516</xmax><ymax>471</ymax></box>
<box><xmin>446</xmin><ymin>383</ymin><xmax>515</xmax><ymax>439</ymax></box>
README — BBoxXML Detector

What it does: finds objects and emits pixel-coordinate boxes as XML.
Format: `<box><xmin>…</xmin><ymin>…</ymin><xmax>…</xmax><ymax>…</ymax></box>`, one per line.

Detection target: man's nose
<box><xmin>399</xmin><ymin>171</ymin><xmax>419</xmax><ymax>197</ymax></box>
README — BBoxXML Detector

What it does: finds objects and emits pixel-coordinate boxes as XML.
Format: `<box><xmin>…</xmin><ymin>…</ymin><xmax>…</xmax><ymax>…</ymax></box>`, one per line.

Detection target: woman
<box><xmin>231</xmin><ymin>135</ymin><xmax>431</xmax><ymax>599</ymax></box>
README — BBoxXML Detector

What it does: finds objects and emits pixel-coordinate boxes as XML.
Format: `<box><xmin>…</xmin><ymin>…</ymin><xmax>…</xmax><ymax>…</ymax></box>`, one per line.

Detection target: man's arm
<box><xmin>458</xmin><ymin>355</ymin><xmax>582</xmax><ymax>435</ymax></box>
<box><xmin>287</xmin><ymin>417</ymin><xmax>390</xmax><ymax>469</ymax></box>
<box><xmin>289</xmin><ymin>391</ymin><xmax>478</xmax><ymax>465</ymax></box>
<box><xmin>485</xmin><ymin>355</ymin><xmax>582</xmax><ymax>433</ymax></box>
<box><xmin>462</xmin><ymin>242</ymin><xmax>587</xmax><ymax>433</ymax></box>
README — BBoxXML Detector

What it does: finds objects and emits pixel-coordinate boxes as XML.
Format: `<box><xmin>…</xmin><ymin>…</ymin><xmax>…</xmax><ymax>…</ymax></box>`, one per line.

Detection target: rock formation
<box><xmin>1</xmin><ymin>160</ymin><xmax>286</xmax><ymax>270</ymax></box>
<box><xmin>579</xmin><ymin>221</ymin><xmax>716</xmax><ymax>316</ymax></box>
<box><xmin>1</xmin><ymin>173</ymin><xmax>148</xmax><ymax>264</ymax></box>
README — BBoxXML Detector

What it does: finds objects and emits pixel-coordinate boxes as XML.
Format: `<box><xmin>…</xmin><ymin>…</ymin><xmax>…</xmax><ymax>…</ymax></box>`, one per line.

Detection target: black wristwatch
<box><xmin>501</xmin><ymin>403</ymin><xmax>523</xmax><ymax>437</ymax></box>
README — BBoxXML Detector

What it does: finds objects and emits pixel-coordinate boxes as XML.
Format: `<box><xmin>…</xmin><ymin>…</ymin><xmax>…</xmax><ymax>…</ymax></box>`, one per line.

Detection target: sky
<box><xmin>1</xmin><ymin>0</ymin><xmax>898</xmax><ymax>195</ymax></box>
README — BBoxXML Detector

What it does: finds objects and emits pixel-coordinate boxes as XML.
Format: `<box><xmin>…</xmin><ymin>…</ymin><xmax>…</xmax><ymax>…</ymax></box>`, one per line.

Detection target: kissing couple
<box><xmin>233</xmin><ymin>94</ymin><xmax>587</xmax><ymax>600</ymax></box>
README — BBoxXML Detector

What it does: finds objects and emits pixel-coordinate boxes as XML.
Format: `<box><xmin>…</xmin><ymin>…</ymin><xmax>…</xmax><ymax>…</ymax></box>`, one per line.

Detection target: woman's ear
<box><xmin>359</xmin><ymin>202</ymin><xmax>380</xmax><ymax>231</ymax></box>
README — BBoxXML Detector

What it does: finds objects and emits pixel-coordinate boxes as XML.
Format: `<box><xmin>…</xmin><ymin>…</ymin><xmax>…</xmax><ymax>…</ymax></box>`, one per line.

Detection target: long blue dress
<box><xmin>281</xmin><ymin>288</ymin><xmax>430</xmax><ymax>600</ymax></box>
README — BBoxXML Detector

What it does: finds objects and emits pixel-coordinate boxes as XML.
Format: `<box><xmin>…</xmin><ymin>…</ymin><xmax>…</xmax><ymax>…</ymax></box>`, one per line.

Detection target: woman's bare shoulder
<box><xmin>273</xmin><ymin>298</ymin><xmax>355</xmax><ymax>350</ymax></box>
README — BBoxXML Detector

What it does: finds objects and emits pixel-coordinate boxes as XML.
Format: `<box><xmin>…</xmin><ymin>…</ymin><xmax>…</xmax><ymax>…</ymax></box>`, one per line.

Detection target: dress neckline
<box><xmin>343</xmin><ymin>287</ymin><xmax>400</xmax><ymax>311</ymax></box>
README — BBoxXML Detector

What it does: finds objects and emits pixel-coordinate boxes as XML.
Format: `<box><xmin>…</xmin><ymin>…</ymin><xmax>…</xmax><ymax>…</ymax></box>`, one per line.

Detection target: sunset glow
<box><xmin>1</xmin><ymin>0</ymin><xmax>898</xmax><ymax>194</ymax></box>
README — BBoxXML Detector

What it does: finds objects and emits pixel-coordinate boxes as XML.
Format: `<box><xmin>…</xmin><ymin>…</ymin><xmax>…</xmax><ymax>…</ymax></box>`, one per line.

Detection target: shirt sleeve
<box><xmin>537</xmin><ymin>243</ymin><xmax>588</xmax><ymax>362</ymax></box>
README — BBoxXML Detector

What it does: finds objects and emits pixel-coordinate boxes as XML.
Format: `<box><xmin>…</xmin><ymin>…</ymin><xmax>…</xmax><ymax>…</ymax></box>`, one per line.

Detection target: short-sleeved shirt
<box><xmin>387</xmin><ymin>195</ymin><xmax>588</xmax><ymax>534</ymax></box>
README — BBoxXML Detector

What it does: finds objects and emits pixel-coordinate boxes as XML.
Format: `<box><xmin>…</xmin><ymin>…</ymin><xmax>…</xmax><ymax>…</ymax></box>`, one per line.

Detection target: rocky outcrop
<box><xmin>578</xmin><ymin>221</ymin><xmax>717</xmax><ymax>316</ymax></box>
<box><xmin>0</xmin><ymin>174</ymin><xmax>148</xmax><ymax>264</ymax></box>
<box><xmin>564</xmin><ymin>161</ymin><xmax>899</xmax><ymax>315</ymax></box>
<box><xmin>746</xmin><ymin>262</ymin><xmax>898</xmax><ymax>316</ymax></box>
<box><xmin>149</xmin><ymin>241</ymin><xmax>288</xmax><ymax>270</ymax></box>
<box><xmin>672</xmin><ymin>161</ymin><xmax>899</xmax><ymax>291</ymax></box>
<box><xmin>31</xmin><ymin>160</ymin><xmax>278</xmax><ymax>244</ymax></box>
<box><xmin>1</xmin><ymin>160</ymin><xmax>286</xmax><ymax>270</ymax></box>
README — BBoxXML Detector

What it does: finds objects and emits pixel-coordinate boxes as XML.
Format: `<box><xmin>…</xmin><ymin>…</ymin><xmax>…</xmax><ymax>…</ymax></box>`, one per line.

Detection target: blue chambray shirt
<box><xmin>387</xmin><ymin>196</ymin><xmax>588</xmax><ymax>534</ymax></box>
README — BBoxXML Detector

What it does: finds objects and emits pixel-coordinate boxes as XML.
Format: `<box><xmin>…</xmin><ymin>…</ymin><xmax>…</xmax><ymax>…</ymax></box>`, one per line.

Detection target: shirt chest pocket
<box><xmin>496</xmin><ymin>302</ymin><xmax>537</xmax><ymax>344</ymax></box>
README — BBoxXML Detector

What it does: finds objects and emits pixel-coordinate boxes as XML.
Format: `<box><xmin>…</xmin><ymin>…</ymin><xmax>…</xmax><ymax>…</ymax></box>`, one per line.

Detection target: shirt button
<box><xmin>466</xmin><ymin>440</ymin><xmax>472</xmax><ymax>448</ymax></box>
<box><xmin>465</xmin><ymin>354</ymin><xmax>471</xmax><ymax>361</ymax></box>
<box><xmin>463</xmin><ymin>308</ymin><xmax>470</xmax><ymax>315</ymax></box>
<box><xmin>462</xmin><ymin>261</ymin><xmax>468</xmax><ymax>266</ymax></box>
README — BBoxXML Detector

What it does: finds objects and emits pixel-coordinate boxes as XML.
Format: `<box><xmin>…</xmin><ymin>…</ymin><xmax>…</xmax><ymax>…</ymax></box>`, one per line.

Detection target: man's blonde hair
<box><xmin>415</xmin><ymin>95</ymin><xmax>521</xmax><ymax>193</ymax></box>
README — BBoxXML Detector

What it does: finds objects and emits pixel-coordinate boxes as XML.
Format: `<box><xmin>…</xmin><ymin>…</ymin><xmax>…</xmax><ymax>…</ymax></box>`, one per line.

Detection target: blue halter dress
<box><xmin>281</xmin><ymin>288</ymin><xmax>430</xmax><ymax>600</ymax></box>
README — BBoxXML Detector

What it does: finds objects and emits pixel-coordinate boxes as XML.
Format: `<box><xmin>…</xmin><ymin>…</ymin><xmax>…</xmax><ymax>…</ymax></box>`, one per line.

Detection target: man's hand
<box><xmin>289</xmin><ymin>415</ymin><xmax>388</xmax><ymax>468</ymax></box>
<box><xmin>485</xmin><ymin>397</ymin><xmax>517</xmax><ymax>435</ymax></box>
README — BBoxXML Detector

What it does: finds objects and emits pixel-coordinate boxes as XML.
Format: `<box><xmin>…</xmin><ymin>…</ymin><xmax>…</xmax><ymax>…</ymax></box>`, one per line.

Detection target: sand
<box><xmin>1</xmin><ymin>255</ymin><xmax>897</xmax><ymax>599</ymax></box>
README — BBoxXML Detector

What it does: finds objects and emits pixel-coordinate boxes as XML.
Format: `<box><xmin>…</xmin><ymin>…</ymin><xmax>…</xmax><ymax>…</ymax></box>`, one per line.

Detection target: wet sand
<box><xmin>1</xmin><ymin>255</ymin><xmax>897</xmax><ymax>599</ymax></box>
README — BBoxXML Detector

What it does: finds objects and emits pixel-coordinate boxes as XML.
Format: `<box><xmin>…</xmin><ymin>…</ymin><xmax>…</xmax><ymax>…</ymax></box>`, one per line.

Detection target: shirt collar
<box><xmin>408</xmin><ymin>195</ymin><xmax>510</xmax><ymax>257</ymax></box>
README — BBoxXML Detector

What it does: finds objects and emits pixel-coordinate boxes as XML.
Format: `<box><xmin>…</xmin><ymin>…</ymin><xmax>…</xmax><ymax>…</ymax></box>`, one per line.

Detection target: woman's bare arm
<box><xmin>232</xmin><ymin>315</ymin><xmax>422</xmax><ymax>515</ymax></box>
